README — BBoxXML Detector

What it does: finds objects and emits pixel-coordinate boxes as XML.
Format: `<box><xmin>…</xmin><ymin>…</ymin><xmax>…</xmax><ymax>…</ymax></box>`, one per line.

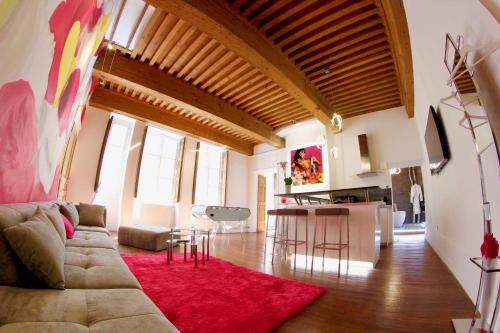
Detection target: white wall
<box><xmin>328</xmin><ymin>106</ymin><xmax>422</xmax><ymax>189</ymax></box>
<box><xmin>246</xmin><ymin>107</ymin><xmax>423</xmax><ymax>230</ymax></box>
<box><xmin>67</xmin><ymin>107</ymin><xmax>110</xmax><ymax>204</ymax></box>
<box><xmin>404</xmin><ymin>0</ymin><xmax>500</xmax><ymax>302</ymax></box>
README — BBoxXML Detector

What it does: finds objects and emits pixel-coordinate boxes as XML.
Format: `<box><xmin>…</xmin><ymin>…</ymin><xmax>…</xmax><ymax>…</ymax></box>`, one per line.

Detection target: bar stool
<box><xmin>311</xmin><ymin>208</ymin><xmax>349</xmax><ymax>277</ymax></box>
<box><xmin>264</xmin><ymin>210</ymin><xmax>277</xmax><ymax>256</ymax></box>
<box><xmin>271</xmin><ymin>209</ymin><xmax>308</xmax><ymax>271</ymax></box>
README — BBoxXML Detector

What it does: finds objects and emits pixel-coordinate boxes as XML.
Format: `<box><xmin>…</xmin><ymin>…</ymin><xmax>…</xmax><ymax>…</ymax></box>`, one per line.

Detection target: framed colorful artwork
<box><xmin>290</xmin><ymin>145</ymin><xmax>324</xmax><ymax>185</ymax></box>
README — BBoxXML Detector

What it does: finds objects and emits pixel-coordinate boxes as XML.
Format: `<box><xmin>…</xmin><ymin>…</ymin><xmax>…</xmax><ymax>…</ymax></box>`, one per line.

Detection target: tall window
<box><xmin>194</xmin><ymin>142</ymin><xmax>227</xmax><ymax>206</ymax></box>
<box><xmin>136</xmin><ymin>126</ymin><xmax>184</xmax><ymax>204</ymax></box>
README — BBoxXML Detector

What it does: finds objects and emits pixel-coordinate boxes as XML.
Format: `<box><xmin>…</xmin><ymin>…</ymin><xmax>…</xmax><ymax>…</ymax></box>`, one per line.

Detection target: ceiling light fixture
<box><xmin>107</xmin><ymin>43</ymin><xmax>113</xmax><ymax>50</ymax></box>
<box><xmin>323</xmin><ymin>68</ymin><xmax>332</xmax><ymax>74</ymax></box>
<box><xmin>331</xmin><ymin>113</ymin><xmax>343</xmax><ymax>132</ymax></box>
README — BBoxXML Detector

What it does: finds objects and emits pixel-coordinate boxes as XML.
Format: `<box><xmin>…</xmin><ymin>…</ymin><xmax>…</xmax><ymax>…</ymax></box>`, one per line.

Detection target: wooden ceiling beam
<box><xmin>147</xmin><ymin>0</ymin><xmax>334</xmax><ymax>128</ymax></box>
<box><xmin>332</xmin><ymin>84</ymin><xmax>399</xmax><ymax>105</ymax></box>
<box><xmin>325</xmin><ymin>71</ymin><xmax>396</xmax><ymax>97</ymax></box>
<box><xmin>376</xmin><ymin>0</ymin><xmax>414</xmax><ymax>118</ymax></box>
<box><xmin>90</xmin><ymin>87</ymin><xmax>254</xmax><ymax>155</ymax></box>
<box><xmin>94</xmin><ymin>53</ymin><xmax>284</xmax><ymax>148</ymax></box>
<box><xmin>333</xmin><ymin>89</ymin><xmax>400</xmax><ymax>109</ymax></box>
<box><xmin>342</xmin><ymin>102</ymin><xmax>402</xmax><ymax>118</ymax></box>
<box><xmin>328</xmin><ymin>80</ymin><xmax>398</xmax><ymax>101</ymax></box>
<box><xmin>336</xmin><ymin>96</ymin><xmax>401</xmax><ymax>114</ymax></box>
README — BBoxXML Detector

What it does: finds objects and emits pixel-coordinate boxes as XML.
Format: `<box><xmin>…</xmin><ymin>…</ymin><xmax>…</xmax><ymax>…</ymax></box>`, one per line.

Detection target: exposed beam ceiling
<box><xmin>146</xmin><ymin>0</ymin><xmax>335</xmax><ymax>128</ymax></box>
<box><xmin>94</xmin><ymin>53</ymin><xmax>284</xmax><ymax>148</ymax></box>
<box><xmin>376</xmin><ymin>0</ymin><xmax>414</xmax><ymax>117</ymax></box>
<box><xmin>90</xmin><ymin>87</ymin><xmax>255</xmax><ymax>156</ymax></box>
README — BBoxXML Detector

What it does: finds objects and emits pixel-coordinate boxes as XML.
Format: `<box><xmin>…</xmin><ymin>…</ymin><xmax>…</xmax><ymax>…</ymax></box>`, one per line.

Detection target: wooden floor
<box><xmin>116</xmin><ymin>233</ymin><xmax>474</xmax><ymax>333</ymax></box>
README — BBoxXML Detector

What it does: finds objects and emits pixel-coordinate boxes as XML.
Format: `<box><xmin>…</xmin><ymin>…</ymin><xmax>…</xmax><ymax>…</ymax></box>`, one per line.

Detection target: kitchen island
<box><xmin>271</xmin><ymin>200</ymin><xmax>382</xmax><ymax>266</ymax></box>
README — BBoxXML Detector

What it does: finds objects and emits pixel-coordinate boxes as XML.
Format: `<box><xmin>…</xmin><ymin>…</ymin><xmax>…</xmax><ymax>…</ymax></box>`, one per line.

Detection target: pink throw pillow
<box><xmin>62</xmin><ymin>214</ymin><xmax>75</xmax><ymax>239</ymax></box>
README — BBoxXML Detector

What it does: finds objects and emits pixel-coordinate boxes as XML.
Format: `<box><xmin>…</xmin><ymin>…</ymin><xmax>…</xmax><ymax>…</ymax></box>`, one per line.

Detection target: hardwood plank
<box><xmin>328</xmin><ymin>80</ymin><xmax>398</xmax><ymax>102</ymax></box>
<box><xmin>114</xmin><ymin>232</ymin><xmax>473</xmax><ymax>333</ymax></box>
<box><xmin>376</xmin><ymin>0</ymin><xmax>414</xmax><ymax>118</ymax></box>
<box><xmin>141</xmin><ymin>13</ymin><xmax>178</xmax><ymax>62</ymax></box>
<box><xmin>259</xmin><ymin>0</ymin><xmax>317</xmax><ymax>32</ymax></box>
<box><xmin>94</xmin><ymin>54</ymin><xmax>284</xmax><ymax>148</ymax></box>
<box><xmin>132</xmin><ymin>9</ymin><xmax>167</xmax><ymax>58</ymax></box>
<box><xmin>159</xmin><ymin>26</ymin><xmax>199</xmax><ymax>70</ymax></box>
<box><xmin>290</xmin><ymin>18</ymin><xmax>383</xmax><ymax>61</ymax></box>
<box><xmin>311</xmin><ymin>48</ymin><xmax>391</xmax><ymax>83</ymax></box>
<box><xmin>297</xmin><ymin>27</ymin><xmax>385</xmax><ymax>68</ymax></box>
<box><xmin>336</xmin><ymin>96</ymin><xmax>401</xmax><ymax>114</ymax></box>
<box><xmin>282</xmin><ymin>2</ymin><xmax>377</xmax><ymax>53</ymax></box>
<box><xmin>315</xmin><ymin>58</ymin><xmax>394</xmax><ymax>89</ymax></box>
<box><xmin>168</xmin><ymin>32</ymin><xmax>209</xmax><ymax>75</ymax></box>
<box><xmin>90</xmin><ymin>87</ymin><xmax>254</xmax><ymax>155</ymax></box>
<box><xmin>325</xmin><ymin>71</ymin><xmax>397</xmax><ymax>97</ymax></box>
<box><xmin>343</xmin><ymin>101</ymin><xmax>403</xmax><ymax>118</ymax></box>
<box><xmin>147</xmin><ymin>0</ymin><xmax>335</xmax><ymax>128</ymax></box>
<box><xmin>304</xmin><ymin>35</ymin><xmax>387</xmax><ymax>75</ymax></box>
<box><xmin>150</xmin><ymin>18</ymin><xmax>188</xmax><ymax>66</ymax></box>
<box><xmin>267</xmin><ymin>1</ymin><xmax>346</xmax><ymax>41</ymax></box>
<box><xmin>333</xmin><ymin>88</ymin><xmax>400</xmax><ymax>108</ymax></box>
<box><xmin>336</xmin><ymin>91</ymin><xmax>400</xmax><ymax>109</ymax></box>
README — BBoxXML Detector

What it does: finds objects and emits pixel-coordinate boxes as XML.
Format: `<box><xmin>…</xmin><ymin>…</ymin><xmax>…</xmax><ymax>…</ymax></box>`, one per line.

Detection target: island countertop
<box><xmin>272</xmin><ymin>202</ymin><xmax>382</xmax><ymax>266</ymax></box>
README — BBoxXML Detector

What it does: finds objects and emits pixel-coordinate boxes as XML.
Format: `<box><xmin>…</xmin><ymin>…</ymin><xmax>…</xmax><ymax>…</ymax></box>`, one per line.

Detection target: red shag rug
<box><xmin>121</xmin><ymin>253</ymin><xmax>325</xmax><ymax>333</ymax></box>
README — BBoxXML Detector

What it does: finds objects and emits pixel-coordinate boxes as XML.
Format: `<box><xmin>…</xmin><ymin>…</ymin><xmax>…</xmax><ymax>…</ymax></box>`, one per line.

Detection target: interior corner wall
<box><xmin>0</xmin><ymin>1</ymin><xmax>112</xmax><ymax>204</ymax></box>
<box><xmin>403</xmin><ymin>0</ymin><xmax>500</xmax><ymax>302</ymax></box>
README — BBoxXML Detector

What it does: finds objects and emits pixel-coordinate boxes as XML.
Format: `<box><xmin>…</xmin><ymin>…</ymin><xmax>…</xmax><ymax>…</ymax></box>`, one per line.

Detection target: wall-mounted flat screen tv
<box><xmin>425</xmin><ymin>106</ymin><xmax>450</xmax><ymax>175</ymax></box>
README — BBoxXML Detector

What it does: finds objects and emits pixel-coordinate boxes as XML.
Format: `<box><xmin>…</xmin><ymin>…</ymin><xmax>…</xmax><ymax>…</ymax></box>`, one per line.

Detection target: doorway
<box><xmin>257</xmin><ymin>175</ymin><xmax>266</xmax><ymax>232</ymax></box>
<box><xmin>390</xmin><ymin>166</ymin><xmax>426</xmax><ymax>234</ymax></box>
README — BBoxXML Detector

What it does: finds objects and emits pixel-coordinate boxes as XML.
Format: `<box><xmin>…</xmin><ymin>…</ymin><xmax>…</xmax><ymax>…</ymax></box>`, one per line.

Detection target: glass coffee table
<box><xmin>165</xmin><ymin>227</ymin><xmax>211</xmax><ymax>268</ymax></box>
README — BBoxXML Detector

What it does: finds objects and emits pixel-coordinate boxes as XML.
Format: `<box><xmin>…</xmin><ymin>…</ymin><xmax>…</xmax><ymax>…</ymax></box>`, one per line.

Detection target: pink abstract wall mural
<box><xmin>0</xmin><ymin>0</ymin><xmax>112</xmax><ymax>204</ymax></box>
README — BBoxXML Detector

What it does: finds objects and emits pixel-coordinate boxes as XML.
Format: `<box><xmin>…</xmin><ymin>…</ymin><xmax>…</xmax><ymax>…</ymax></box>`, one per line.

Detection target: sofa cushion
<box><xmin>64</xmin><ymin>247</ymin><xmax>141</xmax><ymax>289</ymax></box>
<box><xmin>42</xmin><ymin>204</ymin><xmax>66</xmax><ymax>244</ymax></box>
<box><xmin>4</xmin><ymin>209</ymin><xmax>66</xmax><ymax>289</ymax></box>
<box><xmin>66</xmin><ymin>231</ymin><xmax>115</xmax><ymax>250</ymax></box>
<box><xmin>77</xmin><ymin>203</ymin><xmax>106</xmax><ymax>227</ymax></box>
<box><xmin>75</xmin><ymin>225</ymin><xmax>110</xmax><ymax>235</ymax></box>
<box><xmin>60</xmin><ymin>202</ymin><xmax>80</xmax><ymax>228</ymax></box>
<box><xmin>0</xmin><ymin>286</ymin><xmax>179</xmax><ymax>333</ymax></box>
<box><xmin>63</xmin><ymin>215</ymin><xmax>75</xmax><ymax>239</ymax></box>
<box><xmin>0</xmin><ymin>202</ymin><xmax>55</xmax><ymax>286</ymax></box>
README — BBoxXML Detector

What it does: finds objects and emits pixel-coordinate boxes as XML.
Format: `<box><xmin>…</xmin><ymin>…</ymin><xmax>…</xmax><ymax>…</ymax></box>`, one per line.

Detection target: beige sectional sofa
<box><xmin>0</xmin><ymin>202</ymin><xmax>179</xmax><ymax>333</ymax></box>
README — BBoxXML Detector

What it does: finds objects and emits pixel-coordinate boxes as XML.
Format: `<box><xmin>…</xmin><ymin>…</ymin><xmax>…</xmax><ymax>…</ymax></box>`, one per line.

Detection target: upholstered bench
<box><xmin>118</xmin><ymin>225</ymin><xmax>173</xmax><ymax>251</ymax></box>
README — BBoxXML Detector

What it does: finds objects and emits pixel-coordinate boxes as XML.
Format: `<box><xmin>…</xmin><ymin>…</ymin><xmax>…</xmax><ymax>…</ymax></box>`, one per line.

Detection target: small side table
<box><xmin>166</xmin><ymin>229</ymin><xmax>210</xmax><ymax>268</ymax></box>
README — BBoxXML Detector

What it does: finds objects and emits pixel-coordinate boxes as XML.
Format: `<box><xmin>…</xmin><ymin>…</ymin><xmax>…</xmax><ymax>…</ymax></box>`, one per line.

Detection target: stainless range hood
<box><xmin>357</xmin><ymin>134</ymin><xmax>377</xmax><ymax>177</ymax></box>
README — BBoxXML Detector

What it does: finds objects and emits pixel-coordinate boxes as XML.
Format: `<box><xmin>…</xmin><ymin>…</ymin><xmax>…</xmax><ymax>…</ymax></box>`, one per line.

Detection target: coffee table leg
<box><xmin>166</xmin><ymin>242</ymin><xmax>170</xmax><ymax>265</ymax></box>
<box><xmin>170</xmin><ymin>232</ymin><xmax>174</xmax><ymax>261</ymax></box>
<box><xmin>194</xmin><ymin>244</ymin><xmax>198</xmax><ymax>268</ymax></box>
<box><xmin>202</xmin><ymin>237</ymin><xmax>205</xmax><ymax>264</ymax></box>
<box><xmin>207</xmin><ymin>232</ymin><xmax>210</xmax><ymax>261</ymax></box>
<box><xmin>183</xmin><ymin>242</ymin><xmax>187</xmax><ymax>262</ymax></box>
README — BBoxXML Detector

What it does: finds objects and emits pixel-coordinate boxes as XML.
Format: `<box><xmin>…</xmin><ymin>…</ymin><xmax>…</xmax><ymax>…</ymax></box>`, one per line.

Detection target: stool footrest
<box><xmin>312</xmin><ymin>242</ymin><xmax>348</xmax><ymax>251</ymax></box>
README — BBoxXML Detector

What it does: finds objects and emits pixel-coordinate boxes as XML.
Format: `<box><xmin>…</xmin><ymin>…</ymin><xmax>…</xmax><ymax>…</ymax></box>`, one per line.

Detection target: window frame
<box><xmin>192</xmin><ymin>141</ymin><xmax>228</xmax><ymax>206</ymax></box>
<box><xmin>134</xmin><ymin>125</ymin><xmax>185</xmax><ymax>204</ymax></box>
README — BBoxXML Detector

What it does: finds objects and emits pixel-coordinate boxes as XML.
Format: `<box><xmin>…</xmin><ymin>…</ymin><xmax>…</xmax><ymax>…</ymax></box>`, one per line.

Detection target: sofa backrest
<box><xmin>0</xmin><ymin>202</ymin><xmax>60</xmax><ymax>286</ymax></box>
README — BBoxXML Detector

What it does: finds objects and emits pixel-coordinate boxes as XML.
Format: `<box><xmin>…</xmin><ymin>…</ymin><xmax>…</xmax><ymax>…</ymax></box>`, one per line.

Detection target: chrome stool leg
<box><xmin>311</xmin><ymin>215</ymin><xmax>318</xmax><ymax>273</ymax></box>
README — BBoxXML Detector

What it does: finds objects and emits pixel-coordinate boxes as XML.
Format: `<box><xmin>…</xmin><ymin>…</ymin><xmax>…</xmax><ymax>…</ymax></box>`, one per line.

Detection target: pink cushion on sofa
<box><xmin>62</xmin><ymin>215</ymin><xmax>74</xmax><ymax>239</ymax></box>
